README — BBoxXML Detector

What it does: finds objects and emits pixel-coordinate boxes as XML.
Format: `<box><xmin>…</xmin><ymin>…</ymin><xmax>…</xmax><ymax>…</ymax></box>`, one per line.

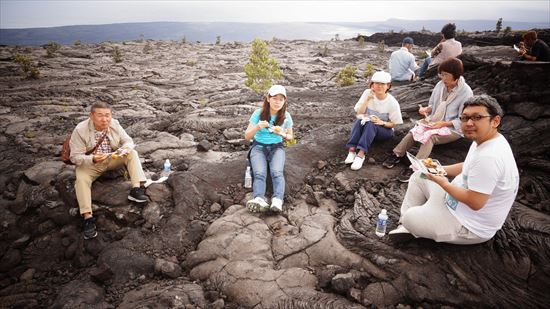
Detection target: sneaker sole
<box><xmin>246</xmin><ymin>201</ymin><xmax>269</xmax><ymax>213</ymax></box>
<box><xmin>388</xmin><ymin>232</ymin><xmax>415</xmax><ymax>243</ymax></box>
<box><xmin>83</xmin><ymin>230</ymin><xmax>98</xmax><ymax>240</ymax></box>
<box><xmin>128</xmin><ymin>195</ymin><xmax>147</xmax><ymax>203</ymax></box>
<box><xmin>382</xmin><ymin>163</ymin><xmax>395</xmax><ymax>169</ymax></box>
<box><xmin>270</xmin><ymin>207</ymin><xmax>282</xmax><ymax>213</ymax></box>
<box><xmin>398</xmin><ymin>177</ymin><xmax>410</xmax><ymax>183</ymax></box>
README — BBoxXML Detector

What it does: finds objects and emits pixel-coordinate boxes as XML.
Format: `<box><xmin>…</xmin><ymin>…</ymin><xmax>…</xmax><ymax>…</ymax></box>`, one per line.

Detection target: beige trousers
<box><xmin>75</xmin><ymin>149</ymin><xmax>146</xmax><ymax>215</ymax></box>
<box><xmin>393</xmin><ymin>130</ymin><xmax>462</xmax><ymax>159</ymax></box>
<box><xmin>399</xmin><ymin>171</ymin><xmax>488</xmax><ymax>245</ymax></box>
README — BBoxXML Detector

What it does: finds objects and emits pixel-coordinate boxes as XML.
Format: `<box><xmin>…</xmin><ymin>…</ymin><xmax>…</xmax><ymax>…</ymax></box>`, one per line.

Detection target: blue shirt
<box><xmin>249</xmin><ymin>109</ymin><xmax>293</xmax><ymax>144</ymax></box>
<box><xmin>389</xmin><ymin>47</ymin><xmax>419</xmax><ymax>81</ymax></box>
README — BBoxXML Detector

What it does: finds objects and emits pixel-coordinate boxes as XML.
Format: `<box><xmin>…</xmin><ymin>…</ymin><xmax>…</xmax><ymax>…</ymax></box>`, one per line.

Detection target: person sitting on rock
<box><xmin>344</xmin><ymin>71</ymin><xmax>403</xmax><ymax>171</ymax></box>
<box><xmin>417</xmin><ymin>23</ymin><xmax>462</xmax><ymax>77</ymax></box>
<box><xmin>69</xmin><ymin>102</ymin><xmax>148</xmax><ymax>239</ymax></box>
<box><xmin>518</xmin><ymin>30</ymin><xmax>550</xmax><ymax>62</ymax></box>
<box><xmin>389</xmin><ymin>37</ymin><xmax>419</xmax><ymax>82</ymax></box>
<box><xmin>383</xmin><ymin>58</ymin><xmax>473</xmax><ymax>182</ymax></box>
<box><xmin>388</xmin><ymin>95</ymin><xmax>519</xmax><ymax>245</ymax></box>
<box><xmin>244</xmin><ymin>85</ymin><xmax>294</xmax><ymax>213</ymax></box>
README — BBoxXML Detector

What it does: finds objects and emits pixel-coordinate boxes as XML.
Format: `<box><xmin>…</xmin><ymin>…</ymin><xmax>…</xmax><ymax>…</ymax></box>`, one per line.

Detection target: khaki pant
<box><xmin>75</xmin><ymin>149</ymin><xmax>146</xmax><ymax>215</ymax></box>
<box><xmin>393</xmin><ymin>130</ymin><xmax>462</xmax><ymax>159</ymax></box>
<box><xmin>399</xmin><ymin>171</ymin><xmax>487</xmax><ymax>244</ymax></box>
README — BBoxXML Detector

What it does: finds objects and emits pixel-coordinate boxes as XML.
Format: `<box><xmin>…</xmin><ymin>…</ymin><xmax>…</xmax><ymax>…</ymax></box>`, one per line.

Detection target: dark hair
<box><xmin>369</xmin><ymin>81</ymin><xmax>392</xmax><ymax>93</ymax></box>
<box><xmin>441</xmin><ymin>23</ymin><xmax>457</xmax><ymax>39</ymax></box>
<box><xmin>438</xmin><ymin>57</ymin><xmax>464</xmax><ymax>80</ymax></box>
<box><xmin>523</xmin><ymin>30</ymin><xmax>537</xmax><ymax>41</ymax></box>
<box><xmin>90</xmin><ymin>102</ymin><xmax>112</xmax><ymax>113</ymax></box>
<box><xmin>260</xmin><ymin>95</ymin><xmax>286</xmax><ymax>126</ymax></box>
<box><xmin>463</xmin><ymin>94</ymin><xmax>503</xmax><ymax>118</ymax></box>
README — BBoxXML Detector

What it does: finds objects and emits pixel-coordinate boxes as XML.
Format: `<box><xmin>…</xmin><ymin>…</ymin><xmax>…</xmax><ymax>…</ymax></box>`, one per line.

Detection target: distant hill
<box><xmin>0</xmin><ymin>19</ymin><xmax>547</xmax><ymax>46</ymax></box>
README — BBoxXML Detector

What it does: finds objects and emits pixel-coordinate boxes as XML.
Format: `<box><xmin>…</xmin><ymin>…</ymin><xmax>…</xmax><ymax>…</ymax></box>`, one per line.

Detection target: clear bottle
<box><xmin>244</xmin><ymin>166</ymin><xmax>252</xmax><ymax>189</ymax></box>
<box><xmin>375</xmin><ymin>209</ymin><xmax>388</xmax><ymax>237</ymax></box>
<box><xmin>161</xmin><ymin>159</ymin><xmax>171</xmax><ymax>177</ymax></box>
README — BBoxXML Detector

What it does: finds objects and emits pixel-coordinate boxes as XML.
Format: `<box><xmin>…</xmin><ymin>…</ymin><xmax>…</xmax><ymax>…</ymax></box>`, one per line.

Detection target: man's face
<box><xmin>460</xmin><ymin>105</ymin><xmax>500</xmax><ymax>143</ymax></box>
<box><xmin>89</xmin><ymin>108</ymin><xmax>112</xmax><ymax>131</ymax></box>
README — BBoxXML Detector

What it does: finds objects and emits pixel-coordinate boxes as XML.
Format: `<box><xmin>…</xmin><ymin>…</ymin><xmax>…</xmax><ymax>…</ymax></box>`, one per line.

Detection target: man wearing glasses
<box><xmin>389</xmin><ymin>95</ymin><xmax>519</xmax><ymax>244</ymax></box>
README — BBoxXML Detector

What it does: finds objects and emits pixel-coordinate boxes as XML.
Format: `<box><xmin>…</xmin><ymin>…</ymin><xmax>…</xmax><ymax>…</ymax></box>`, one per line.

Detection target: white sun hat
<box><xmin>268</xmin><ymin>85</ymin><xmax>287</xmax><ymax>97</ymax></box>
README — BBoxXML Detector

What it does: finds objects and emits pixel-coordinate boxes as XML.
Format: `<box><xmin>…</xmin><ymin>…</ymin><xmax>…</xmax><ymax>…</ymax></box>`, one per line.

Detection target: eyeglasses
<box><xmin>459</xmin><ymin>115</ymin><xmax>492</xmax><ymax>122</ymax></box>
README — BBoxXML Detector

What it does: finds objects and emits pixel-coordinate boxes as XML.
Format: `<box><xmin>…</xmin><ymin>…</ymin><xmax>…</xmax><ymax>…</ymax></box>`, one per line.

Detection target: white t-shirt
<box><xmin>446</xmin><ymin>134</ymin><xmax>519</xmax><ymax>239</ymax></box>
<box><xmin>353</xmin><ymin>89</ymin><xmax>403</xmax><ymax>125</ymax></box>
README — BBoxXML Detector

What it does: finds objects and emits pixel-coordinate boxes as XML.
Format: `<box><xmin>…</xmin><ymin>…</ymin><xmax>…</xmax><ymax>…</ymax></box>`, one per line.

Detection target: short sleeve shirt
<box><xmin>249</xmin><ymin>109</ymin><xmax>294</xmax><ymax>144</ymax></box>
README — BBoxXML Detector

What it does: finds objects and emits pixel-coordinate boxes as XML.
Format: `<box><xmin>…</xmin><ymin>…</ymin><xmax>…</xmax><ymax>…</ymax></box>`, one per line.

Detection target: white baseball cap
<box><xmin>268</xmin><ymin>85</ymin><xmax>287</xmax><ymax>97</ymax></box>
<box><xmin>370</xmin><ymin>71</ymin><xmax>392</xmax><ymax>84</ymax></box>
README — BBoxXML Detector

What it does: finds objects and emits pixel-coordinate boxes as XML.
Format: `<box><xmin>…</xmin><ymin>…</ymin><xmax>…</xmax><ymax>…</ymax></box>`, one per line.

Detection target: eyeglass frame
<box><xmin>459</xmin><ymin>114</ymin><xmax>492</xmax><ymax>122</ymax></box>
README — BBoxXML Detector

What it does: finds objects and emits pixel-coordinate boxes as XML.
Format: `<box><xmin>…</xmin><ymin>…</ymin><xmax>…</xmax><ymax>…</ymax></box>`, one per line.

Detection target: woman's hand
<box><xmin>418</xmin><ymin>106</ymin><xmax>431</xmax><ymax>117</ymax></box>
<box><xmin>258</xmin><ymin>120</ymin><xmax>269</xmax><ymax>129</ymax></box>
<box><xmin>371</xmin><ymin>116</ymin><xmax>385</xmax><ymax>126</ymax></box>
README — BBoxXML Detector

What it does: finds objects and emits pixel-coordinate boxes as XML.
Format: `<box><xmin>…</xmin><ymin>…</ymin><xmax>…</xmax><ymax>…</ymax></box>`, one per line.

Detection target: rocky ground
<box><xmin>0</xmin><ymin>33</ymin><xmax>549</xmax><ymax>308</ymax></box>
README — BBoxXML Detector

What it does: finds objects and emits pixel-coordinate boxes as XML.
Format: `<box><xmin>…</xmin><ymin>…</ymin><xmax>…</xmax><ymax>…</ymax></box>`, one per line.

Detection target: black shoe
<box><xmin>128</xmin><ymin>187</ymin><xmax>148</xmax><ymax>203</ymax></box>
<box><xmin>398</xmin><ymin>168</ymin><xmax>414</xmax><ymax>183</ymax></box>
<box><xmin>83</xmin><ymin>217</ymin><xmax>98</xmax><ymax>240</ymax></box>
<box><xmin>382</xmin><ymin>154</ymin><xmax>401</xmax><ymax>169</ymax></box>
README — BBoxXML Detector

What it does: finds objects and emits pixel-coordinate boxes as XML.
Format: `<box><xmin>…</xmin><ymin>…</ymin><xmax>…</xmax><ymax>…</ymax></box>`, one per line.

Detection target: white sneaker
<box><xmin>344</xmin><ymin>152</ymin><xmax>356</xmax><ymax>164</ymax></box>
<box><xmin>388</xmin><ymin>225</ymin><xmax>414</xmax><ymax>243</ymax></box>
<box><xmin>270</xmin><ymin>197</ymin><xmax>283</xmax><ymax>212</ymax></box>
<box><xmin>350</xmin><ymin>155</ymin><xmax>365</xmax><ymax>170</ymax></box>
<box><xmin>246</xmin><ymin>197</ymin><xmax>269</xmax><ymax>213</ymax></box>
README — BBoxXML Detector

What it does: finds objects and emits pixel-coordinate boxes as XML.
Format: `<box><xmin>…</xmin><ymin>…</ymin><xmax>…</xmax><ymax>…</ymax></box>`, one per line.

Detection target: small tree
<box><xmin>138</xmin><ymin>33</ymin><xmax>145</xmax><ymax>43</ymax></box>
<box><xmin>496</xmin><ymin>18</ymin><xmax>503</xmax><ymax>33</ymax></box>
<box><xmin>215</xmin><ymin>36</ymin><xmax>221</xmax><ymax>45</ymax></box>
<box><xmin>335</xmin><ymin>65</ymin><xmax>357</xmax><ymax>87</ymax></box>
<box><xmin>13</xmin><ymin>54</ymin><xmax>40</xmax><ymax>79</ymax></box>
<box><xmin>181</xmin><ymin>36</ymin><xmax>187</xmax><ymax>44</ymax></box>
<box><xmin>319</xmin><ymin>43</ymin><xmax>329</xmax><ymax>57</ymax></box>
<box><xmin>334</xmin><ymin>34</ymin><xmax>340</xmax><ymax>41</ymax></box>
<box><xmin>364</xmin><ymin>63</ymin><xmax>375</xmax><ymax>78</ymax></box>
<box><xmin>378</xmin><ymin>40</ymin><xmax>385</xmax><ymax>53</ymax></box>
<box><xmin>112</xmin><ymin>46</ymin><xmax>122</xmax><ymax>63</ymax></box>
<box><xmin>243</xmin><ymin>38</ymin><xmax>283</xmax><ymax>93</ymax></box>
<box><xmin>358</xmin><ymin>36</ymin><xmax>365</xmax><ymax>47</ymax></box>
<box><xmin>74</xmin><ymin>40</ymin><xmax>81</xmax><ymax>46</ymax></box>
<box><xmin>45</xmin><ymin>41</ymin><xmax>60</xmax><ymax>58</ymax></box>
<box><xmin>503</xmin><ymin>26</ymin><xmax>512</xmax><ymax>35</ymax></box>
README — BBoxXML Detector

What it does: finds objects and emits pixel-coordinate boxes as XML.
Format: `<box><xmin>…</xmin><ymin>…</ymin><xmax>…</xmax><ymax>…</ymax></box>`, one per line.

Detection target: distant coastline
<box><xmin>1</xmin><ymin>19</ymin><xmax>548</xmax><ymax>45</ymax></box>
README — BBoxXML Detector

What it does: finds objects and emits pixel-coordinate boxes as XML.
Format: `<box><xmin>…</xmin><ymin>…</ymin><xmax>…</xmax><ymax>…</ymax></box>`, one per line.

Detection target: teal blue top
<box><xmin>249</xmin><ymin>109</ymin><xmax>293</xmax><ymax>144</ymax></box>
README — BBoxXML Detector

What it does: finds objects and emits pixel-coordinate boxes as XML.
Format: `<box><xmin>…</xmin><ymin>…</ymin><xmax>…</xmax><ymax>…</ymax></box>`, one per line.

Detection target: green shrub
<box><xmin>74</xmin><ymin>40</ymin><xmax>81</xmax><ymax>46</ymax></box>
<box><xmin>318</xmin><ymin>44</ymin><xmax>329</xmax><ymax>57</ymax></box>
<box><xmin>364</xmin><ymin>63</ymin><xmax>375</xmax><ymax>78</ymax></box>
<box><xmin>334</xmin><ymin>34</ymin><xmax>340</xmax><ymax>41</ymax></box>
<box><xmin>503</xmin><ymin>26</ymin><xmax>512</xmax><ymax>35</ymax></box>
<box><xmin>358</xmin><ymin>36</ymin><xmax>365</xmax><ymax>47</ymax></box>
<box><xmin>335</xmin><ymin>65</ymin><xmax>357</xmax><ymax>87</ymax></box>
<box><xmin>186</xmin><ymin>59</ymin><xmax>197</xmax><ymax>66</ymax></box>
<box><xmin>181</xmin><ymin>36</ymin><xmax>187</xmax><ymax>44</ymax></box>
<box><xmin>243</xmin><ymin>38</ymin><xmax>283</xmax><ymax>93</ymax></box>
<box><xmin>215</xmin><ymin>36</ymin><xmax>221</xmax><ymax>45</ymax></box>
<box><xmin>143</xmin><ymin>41</ymin><xmax>153</xmax><ymax>54</ymax></box>
<box><xmin>13</xmin><ymin>54</ymin><xmax>40</xmax><ymax>79</ymax></box>
<box><xmin>45</xmin><ymin>41</ymin><xmax>60</xmax><ymax>58</ymax></box>
<box><xmin>496</xmin><ymin>18</ymin><xmax>503</xmax><ymax>33</ymax></box>
<box><xmin>112</xmin><ymin>46</ymin><xmax>122</xmax><ymax>63</ymax></box>
<box><xmin>138</xmin><ymin>33</ymin><xmax>145</xmax><ymax>43</ymax></box>
<box><xmin>378</xmin><ymin>40</ymin><xmax>385</xmax><ymax>53</ymax></box>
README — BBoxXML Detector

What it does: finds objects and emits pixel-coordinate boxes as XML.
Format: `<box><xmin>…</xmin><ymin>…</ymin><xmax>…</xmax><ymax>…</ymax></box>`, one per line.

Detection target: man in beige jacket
<box><xmin>69</xmin><ymin>102</ymin><xmax>147</xmax><ymax>239</ymax></box>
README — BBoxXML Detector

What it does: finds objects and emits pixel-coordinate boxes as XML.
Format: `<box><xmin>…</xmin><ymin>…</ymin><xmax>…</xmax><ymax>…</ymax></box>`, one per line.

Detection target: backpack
<box><xmin>61</xmin><ymin>131</ymin><xmax>107</xmax><ymax>165</ymax></box>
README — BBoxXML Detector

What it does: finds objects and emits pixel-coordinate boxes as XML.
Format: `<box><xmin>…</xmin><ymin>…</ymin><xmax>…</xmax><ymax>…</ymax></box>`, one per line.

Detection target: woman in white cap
<box><xmin>244</xmin><ymin>85</ymin><xmax>294</xmax><ymax>212</ymax></box>
<box><xmin>344</xmin><ymin>71</ymin><xmax>403</xmax><ymax>170</ymax></box>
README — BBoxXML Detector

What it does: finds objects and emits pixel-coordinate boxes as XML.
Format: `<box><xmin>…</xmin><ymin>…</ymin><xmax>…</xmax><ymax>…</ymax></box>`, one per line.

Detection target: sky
<box><xmin>1</xmin><ymin>0</ymin><xmax>549</xmax><ymax>29</ymax></box>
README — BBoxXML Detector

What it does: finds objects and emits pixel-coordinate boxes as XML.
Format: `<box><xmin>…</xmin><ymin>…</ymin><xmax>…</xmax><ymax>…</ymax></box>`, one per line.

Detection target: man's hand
<box><xmin>93</xmin><ymin>153</ymin><xmax>109</xmax><ymax>163</ymax></box>
<box><xmin>424</xmin><ymin>172</ymin><xmax>449</xmax><ymax>187</ymax></box>
<box><xmin>428</xmin><ymin>121</ymin><xmax>448</xmax><ymax>129</ymax></box>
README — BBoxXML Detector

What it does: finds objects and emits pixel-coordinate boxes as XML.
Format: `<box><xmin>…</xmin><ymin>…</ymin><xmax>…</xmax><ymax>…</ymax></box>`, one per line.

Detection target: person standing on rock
<box><xmin>389</xmin><ymin>37</ymin><xmax>419</xmax><ymax>82</ymax></box>
<box><xmin>344</xmin><ymin>71</ymin><xmax>403</xmax><ymax>171</ymax></box>
<box><xmin>69</xmin><ymin>102</ymin><xmax>148</xmax><ymax>239</ymax></box>
<box><xmin>518</xmin><ymin>30</ymin><xmax>550</xmax><ymax>62</ymax></box>
<box><xmin>388</xmin><ymin>95</ymin><xmax>519</xmax><ymax>244</ymax></box>
<box><xmin>244</xmin><ymin>85</ymin><xmax>294</xmax><ymax>213</ymax></box>
<box><xmin>383</xmin><ymin>58</ymin><xmax>473</xmax><ymax>182</ymax></box>
<box><xmin>417</xmin><ymin>23</ymin><xmax>462</xmax><ymax>77</ymax></box>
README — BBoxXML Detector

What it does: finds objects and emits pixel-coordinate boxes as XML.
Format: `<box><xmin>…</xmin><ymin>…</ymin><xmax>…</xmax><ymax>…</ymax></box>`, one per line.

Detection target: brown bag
<box><xmin>61</xmin><ymin>132</ymin><xmax>108</xmax><ymax>165</ymax></box>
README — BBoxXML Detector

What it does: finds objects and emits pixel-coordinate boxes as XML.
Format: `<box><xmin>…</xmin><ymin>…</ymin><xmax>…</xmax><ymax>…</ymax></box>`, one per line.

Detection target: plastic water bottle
<box><xmin>244</xmin><ymin>166</ymin><xmax>252</xmax><ymax>188</ymax></box>
<box><xmin>375</xmin><ymin>209</ymin><xmax>388</xmax><ymax>237</ymax></box>
<box><xmin>162</xmin><ymin>159</ymin><xmax>171</xmax><ymax>177</ymax></box>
